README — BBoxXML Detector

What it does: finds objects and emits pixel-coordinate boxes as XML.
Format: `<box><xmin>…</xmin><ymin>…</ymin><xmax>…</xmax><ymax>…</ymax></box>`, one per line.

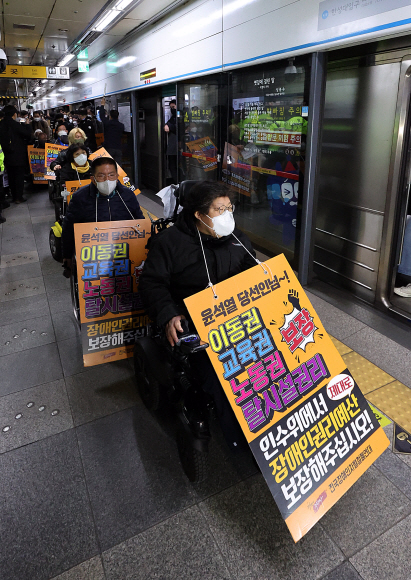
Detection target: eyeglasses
<box><xmin>95</xmin><ymin>172</ymin><xmax>117</xmax><ymax>181</ymax></box>
<box><xmin>212</xmin><ymin>204</ymin><xmax>235</xmax><ymax>215</ymax></box>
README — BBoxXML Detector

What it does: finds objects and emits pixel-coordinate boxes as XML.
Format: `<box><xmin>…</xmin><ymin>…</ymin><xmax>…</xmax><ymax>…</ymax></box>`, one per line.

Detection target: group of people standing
<box><xmin>0</xmin><ymin>100</ymin><xmax>125</xmax><ymax>224</ymax></box>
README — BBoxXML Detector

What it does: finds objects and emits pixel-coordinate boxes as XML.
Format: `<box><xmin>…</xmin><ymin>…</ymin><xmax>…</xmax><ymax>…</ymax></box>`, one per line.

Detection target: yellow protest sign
<box><xmin>27</xmin><ymin>146</ymin><xmax>47</xmax><ymax>183</ymax></box>
<box><xmin>44</xmin><ymin>143</ymin><xmax>68</xmax><ymax>180</ymax></box>
<box><xmin>74</xmin><ymin>219</ymin><xmax>151</xmax><ymax>367</ymax></box>
<box><xmin>185</xmin><ymin>254</ymin><xmax>389</xmax><ymax>542</ymax></box>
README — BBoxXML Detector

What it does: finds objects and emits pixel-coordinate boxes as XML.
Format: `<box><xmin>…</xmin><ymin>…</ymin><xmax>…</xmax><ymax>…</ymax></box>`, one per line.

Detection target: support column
<box><xmin>298</xmin><ymin>51</ymin><xmax>327</xmax><ymax>286</ymax></box>
<box><xmin>131</xmin><ymin>91</ymin><xmax>140</xmax><ymax>188</ymax></box>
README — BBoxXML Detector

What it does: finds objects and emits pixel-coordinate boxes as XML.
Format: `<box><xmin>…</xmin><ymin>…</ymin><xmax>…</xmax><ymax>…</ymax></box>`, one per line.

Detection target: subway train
<box><xmin>31</xmin><ymin>0</ymin><xmax>411</xmax><ymax>325</ymax></box>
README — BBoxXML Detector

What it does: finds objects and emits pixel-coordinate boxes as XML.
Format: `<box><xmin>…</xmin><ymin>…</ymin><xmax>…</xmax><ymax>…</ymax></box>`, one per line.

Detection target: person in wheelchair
<box><xmin>52</xmin><ymin>144</ymin><xmax>91</xmax><ymax>185</ymax></box>
<box><xmin>139</xmin><ymin>181</ymin><xmax>259</xmax><ymax>452</ymax></box>
<box><xmin>61</xmin><ymin>156</ymin><xmax>144</xmax><ymax>270</ymax></box>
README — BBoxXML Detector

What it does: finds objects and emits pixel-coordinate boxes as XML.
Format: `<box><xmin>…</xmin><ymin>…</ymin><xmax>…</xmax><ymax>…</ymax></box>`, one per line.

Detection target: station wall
<box><xmin>34</xmin><ymin>0</ymin><xmax>411</xmax><ymax>107</ymax></box>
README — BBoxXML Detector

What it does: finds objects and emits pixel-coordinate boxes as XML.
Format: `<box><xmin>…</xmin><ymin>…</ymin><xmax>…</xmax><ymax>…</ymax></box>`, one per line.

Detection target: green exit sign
<box><xmin>78</xmin><ymin>60</ymin><xmax>89</xmax><ymax>73</ymax></box>
<box><xmin>77</xmin><ymin>48</ymin><xmax>88</xmax><ymax>60</ymax></box>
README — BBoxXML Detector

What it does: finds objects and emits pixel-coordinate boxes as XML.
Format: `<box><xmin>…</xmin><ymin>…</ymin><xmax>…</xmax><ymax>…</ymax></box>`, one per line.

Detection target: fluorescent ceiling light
<box><xmin>114</xmin><ymin>0</ymin><xmax>134</xmax><ymax>9</ymax></box>
<box><xmin>41</xmin><ymin>80</ymin><xmax>47</xmax><ymax>84</ymax></box>
<box><xmin>115</xmin><ymin>56</ymin><xmax>136</xmax><ymax>67</ymax></box>
<box><xmin>58</xmin><ymin>53</ymin><xmax>75</xmax><ymax>67</ymax></box>
<box><xmin>94</xmin><ymin>9</ymin><xmax>120</xmax><ymax>31</ymax></box>
<box><xmin>77</xmin><ymin>77</ymin><xmax>97</xmax><ymax>84</ymax></box>
<box><xmin>59</xmin><ymin>86</ymin><xmax>72</xmax><ymax>92</ymax></box>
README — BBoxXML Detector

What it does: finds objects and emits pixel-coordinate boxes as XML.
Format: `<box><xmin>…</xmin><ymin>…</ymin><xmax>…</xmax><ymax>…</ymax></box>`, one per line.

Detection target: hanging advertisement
<box><xmin>185</xmin><ymin>254</ymin><xmax>389</xmax><ymax>542</ymax></box>
<box><xmin>74</xmin><ymin>219</ymin><xmax>151</xmax><ymax>367</ymax></box>
<box><xmin>44</xmin><ymin>143</ymin><xmax>68</xmax><ymax>180</ymax></box>
<box><xmin>27</xmin><ymin>146</ymin><xmax>47</xmax><ymax>183</ymax></box>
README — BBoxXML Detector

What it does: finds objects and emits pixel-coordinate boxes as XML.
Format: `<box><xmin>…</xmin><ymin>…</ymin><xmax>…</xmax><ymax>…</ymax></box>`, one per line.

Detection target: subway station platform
<box><xmin>1</xmin><ymin>187</ymin><xmax>411</xmax><ymax>580</ymax></box>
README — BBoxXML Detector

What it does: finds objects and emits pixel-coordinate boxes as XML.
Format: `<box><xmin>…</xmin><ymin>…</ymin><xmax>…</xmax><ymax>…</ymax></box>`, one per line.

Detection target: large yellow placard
<box><xmin>185</xmin><ymin>254</ymin><xmax>389</xmax><ymax>542</ymax></box>
<box><xmin>74</xmin><ymin>219</ymin><xmax>151</xmax><ymax>367</ymax></box>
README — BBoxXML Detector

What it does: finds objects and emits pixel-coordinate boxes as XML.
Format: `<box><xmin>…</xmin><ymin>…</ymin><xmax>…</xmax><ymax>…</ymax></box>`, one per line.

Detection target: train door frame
<box><xmin>378</xmin><ymin>55</ymin><xmax>411</xmax><ymax>321</ymax></box>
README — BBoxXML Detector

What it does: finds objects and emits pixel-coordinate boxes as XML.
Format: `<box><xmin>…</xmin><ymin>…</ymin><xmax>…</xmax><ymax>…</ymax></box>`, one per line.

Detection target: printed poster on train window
<box><xmin>185</xmin><ymin>254</ymin><xmax>389</xmax><ymax>542</ymax></box>
<box><xmin>185</xmin><ymin>137</ymin><xmax>218</xmax><ymax>172</ymax></box>
<box><xmin>88</xmin><ymin>147</ymin><xmax>139</xmax><ymax>194</ymax></box>
<box><xmin>44</xmin><ymin>142</ymin><xmax>68</xmax><ymax>179</ymax></box>
<box><xmin>27</xmin><ymin>146</ymin><xmax>47</xmax><ymax>184</ymax></box>
<box><xmin>74</xmin><ymin>219</ymin><xmax>151</xmax><ymax>367</ymax></box>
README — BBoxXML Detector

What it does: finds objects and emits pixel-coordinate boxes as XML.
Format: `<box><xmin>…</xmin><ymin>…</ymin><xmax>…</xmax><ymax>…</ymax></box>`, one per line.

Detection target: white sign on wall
<box><xmin>318</xmin><ymin>0</ymin><xmax>411</xmax><ymax>30</ymax></box>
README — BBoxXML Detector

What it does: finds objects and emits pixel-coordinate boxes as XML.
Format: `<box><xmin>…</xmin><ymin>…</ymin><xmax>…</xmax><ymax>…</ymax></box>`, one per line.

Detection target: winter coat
<box><xmin>98</xmin><ymin>106</ymin><xmax>124</xmax><ymax>150</ymax></box>
<box><xmin>0</xmin><ymin>117</ymin><xmax>32</xmax><ymax>167</ymax></box>
<box><xmin>58</xmin><ymin>162</ymin><xmax>91</xmax><ymax>185</ymax></box>
<box><xmin>165</xmin><ymin>111</ymin><xmax>177</xmax><ymax>155</ymax></box>
<box><xmin>78</xmin><ymin>118</ymin><xmax>97</xmax><ymax>151</ymax></box>
<box><xmin>31</xmin><ymin>119</ymin><xmax>51</xmax><ymax>139</ymax></box>
<box><xmin>139</xmin><ymin>212</ymin><xmax>256</xmax><ymax>326</ymax></box>
<box><xmin>62</xmin><ymin>181</ymin><xmax>144</xmax><ymax>259</ymax></box>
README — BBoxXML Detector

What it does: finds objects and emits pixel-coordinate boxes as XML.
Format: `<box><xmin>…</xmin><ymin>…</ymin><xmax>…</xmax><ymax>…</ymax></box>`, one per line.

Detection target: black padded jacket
<box><xmin>62</xmin><ymin>181</ymin><xmax>144</xmax><ymax>259</ymax></box>
<box><xmin>139</xmin><ymin>212</ymin><xmax>257</xmax><ymax>327</ymax></box>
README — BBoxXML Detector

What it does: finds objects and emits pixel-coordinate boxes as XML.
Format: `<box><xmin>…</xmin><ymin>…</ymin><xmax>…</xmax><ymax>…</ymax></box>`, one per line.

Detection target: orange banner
<box><xmin>184</xmin><ymin>254</ymin><xmax>389</xmax><ymax>542</ymax></box>
<box><xmin>74</xmin><ymin>219</ymin><xmax>151</xmax><ymax>367</ymax></box>
<box><xmin>27</xmin><ymin>146</ymin><xmax>47</xmax><ymax>184</ymax></box>
<box><xmin>88</xmin><ymin>147</ymin><xmax>139</xmax><ymax>195</ymax></box>
<box><xmin>44</xmin><ymin>142</ymin><xmax>68</xmax><ymax>180</ymax></box>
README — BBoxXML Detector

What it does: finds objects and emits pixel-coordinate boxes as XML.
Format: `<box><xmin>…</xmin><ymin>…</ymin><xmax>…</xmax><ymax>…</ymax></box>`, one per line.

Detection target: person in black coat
<box><xmin>0</xmin><ymin>105</ymin><xmax>32</xmax><ymax>203</ymax></box>
<box><xmin>98</xmin><ymin>97</ymin><xmax>124</xmax><ymax>165</ymax></box>
<box><xmin>164</xmin><ymin>99</ymin><xmax>178</xmax><ymax>183</ymax></box>
<box><xmin>62</xmin><ymin>156</ymin><xmax>144</xmax><ymax>267</ymax></box>
<box><xmin>55</xmin><ymin>144</ymin><xmax>91</xmax><ymax>186</ymax></box>
<box><xmin>139</xmin><ymin>181</ymin><xmax>257</xmax><ymax>451</ymax></box>
<box><xmin>77</xmin><ymin>108</ymin><xmax>97</xmax><ymax>151</ymax></box>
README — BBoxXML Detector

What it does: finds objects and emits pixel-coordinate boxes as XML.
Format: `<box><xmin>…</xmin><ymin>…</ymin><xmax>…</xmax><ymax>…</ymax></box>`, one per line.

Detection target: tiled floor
<box><xmin>1</xmin><ymin>188</ymin><xmax>411</xmax><ymax>580</ymax></box>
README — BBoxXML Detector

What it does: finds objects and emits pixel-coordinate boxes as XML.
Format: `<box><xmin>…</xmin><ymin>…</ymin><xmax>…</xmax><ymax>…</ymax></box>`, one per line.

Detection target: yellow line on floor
<box><xmin>329</xmin><ymin>334</ymin><xmax>411</xmax><ymax>433</ymax></box>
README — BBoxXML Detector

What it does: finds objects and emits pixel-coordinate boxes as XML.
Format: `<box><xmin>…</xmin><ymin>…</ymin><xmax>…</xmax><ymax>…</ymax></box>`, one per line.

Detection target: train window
<box><xmin>225</xmin><ymin>58</ymin><xmax>309</xmax><ymax>266</ymax></box>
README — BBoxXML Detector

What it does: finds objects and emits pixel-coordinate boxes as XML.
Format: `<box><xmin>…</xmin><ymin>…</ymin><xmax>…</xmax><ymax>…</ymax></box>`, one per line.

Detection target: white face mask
<box><xmin>34</xmin><ymin>117</ymin><xmax>40</xmax><ymax>121</ymax></box>
<box><xmin>96</xmin><ymin>179</ymin><xmax>117</xmax><ymax>196</ymax></box>
<box><xmin>202</xmin><ymin>210</ymin><xmax>235</xmax><ymax>237</ymax></box>
<box><xmin>73</xmin><ymin>121</ymin><xmax>78</xmax><ymax>126</ymax></box>
<box><xmin>58</xmin><ymin>130</ymin><xmax>67</xmax><ymax>136</ymax></box>
<box><xmin>74</xmin><ymin>153</ymin><xmax>87</xmax><ymax>166</ymax></box>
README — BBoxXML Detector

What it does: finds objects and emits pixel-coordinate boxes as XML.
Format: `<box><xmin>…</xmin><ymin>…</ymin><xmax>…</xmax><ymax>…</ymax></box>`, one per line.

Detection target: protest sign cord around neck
<box><xmin>196</xmin><ymin>228</ymin><xmax>218</xmax><ymax>299</ymax></box>
<box><xmin>231</xmin><ymin>232</ymin><xmax>273</xmax><ymax>280</ymax></box>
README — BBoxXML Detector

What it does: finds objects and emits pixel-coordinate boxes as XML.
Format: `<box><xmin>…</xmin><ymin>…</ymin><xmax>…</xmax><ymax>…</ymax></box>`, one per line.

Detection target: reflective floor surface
<box><xmin>0</xmin><ymin>187</ymin><xmax>410</xmax><ymax>580</ymax></box>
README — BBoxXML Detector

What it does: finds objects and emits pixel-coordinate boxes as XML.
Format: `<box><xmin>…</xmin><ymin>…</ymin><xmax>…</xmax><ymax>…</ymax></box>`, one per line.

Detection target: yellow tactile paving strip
<box><xmin>329</xmin><ymin>334</ymin><xmax>411</xmax><ymax>434</ymax></box>
<box><xmin>329</xmin><ymin>336</ymin><xmax>353</xmax><ymax>356</ymax></box>
<box><xmin>341</xmin><ymin>351</ymin><xmax>395</xmax><ymax>395</ymax></box>
<box><xmin>367</xmin><ymin>382</ymin><xmax>411</xmax><ymax>434</ymax></box>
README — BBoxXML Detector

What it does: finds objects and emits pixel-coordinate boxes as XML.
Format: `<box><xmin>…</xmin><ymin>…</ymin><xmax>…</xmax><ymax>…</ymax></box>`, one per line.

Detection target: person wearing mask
<box><xmin>0</xmin><ymin>105</ymin><xmax>32</xmax><ymax>203</ymax></box>
<box><xmin>139</xmin><ymin>181</ymin><xmax>257</xmax><ymax>451</ymax></box>
<box><xmin>33</xmin><ymin>131</ymin><xmax>48</xmax><ymax>149</ymax></box>
<box><xmin>98</xmin><ymin>97</ymin><xmax>124</xmax><ymax>165</ymax></box>
<box><xmin>164</xmin><ymin>99</ymin><xmax>178</xmax><ymax>183</ymax></box>
<box><xmin>32</xmin><ymin>110</ymin><xmax>51</xmax><ymax>140</ymax></box>
<box><xmin>52</xmin><ymin>144</ymin><xmax>91</xmax><ymax>185</ymax></box>
<box><xmin>49</xmin><ymin>128</ymin><xmax>89</xmax><ymax>171</ymax></box>
<box><xmin>61</xmin><ymin>157</ymin><xmax>144</xmax><ymax>269</ymax></box>
<box><xmin>54</xmin><ymin>123</ymin><xmax>69</xmax><ymax>146</ymax></box>
<box><xmin>77</xmin><ymin>108</ymin><xmax>97</xmax><ymax>151</ymax></box>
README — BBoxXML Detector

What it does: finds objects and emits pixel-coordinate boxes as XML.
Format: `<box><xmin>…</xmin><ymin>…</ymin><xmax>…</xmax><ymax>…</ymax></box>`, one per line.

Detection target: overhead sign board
<box><xmin>140</xmin><ymin>68</ymin><xmax>156</xmax><ymax>84</ymax></box>
<box><xmin>318</xmin><ymin>0</ymin><xmax>411</xmax><ymax>30</ymax></box>
<box><xmin>0</xmin><ymin>65</ymin><xmax>48</xmax><ymax>79</ymax></box>
<box><xmin>78</xmin><ymin>60</ymin><xmax>90</xmax><ymax>73</ymax></box>
<box><xmin>46</xmin><ymin>66</ymin><xmax>70</xmax><ymax>80</ymax></box>
<box><xmin>77</xmin><ymin>48</ymin><xmax>89</xmax><ymax>60</ymax></box>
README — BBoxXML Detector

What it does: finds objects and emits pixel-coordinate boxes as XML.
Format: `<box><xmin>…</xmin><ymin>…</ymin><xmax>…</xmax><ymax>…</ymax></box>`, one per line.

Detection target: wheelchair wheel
<box><xmin>134</xmin><ymin>341</ymin><xmax>162</xmax><ymax>411</ymax></box>
<box><xmin>70</xmin><ymin>255</ymin><xmax>81</xmax><ymax>328</ymax></box>
<box><xmin>49</xmin><ymin>229</ymin><xmax>62</xmax><ymax>262</ymax></box>
<box><xmin>177</xmin><ymin>425</ymin><xmax>209</xmax><ymax>483</ymax></box>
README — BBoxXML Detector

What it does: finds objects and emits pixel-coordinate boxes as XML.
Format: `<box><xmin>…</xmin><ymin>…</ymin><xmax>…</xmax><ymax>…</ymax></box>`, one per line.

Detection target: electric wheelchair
<box><xmin>134</xmin><ymin>181</ymin><xmax>216</xmax><ymax>483</ymax></box>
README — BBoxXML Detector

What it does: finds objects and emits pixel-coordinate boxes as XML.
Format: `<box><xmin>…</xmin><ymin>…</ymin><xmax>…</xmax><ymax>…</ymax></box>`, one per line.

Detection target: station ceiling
<box><xmin>0</xmin><ymin>0</ymin><xmax>178</xmax><ymax>100</ymax></box>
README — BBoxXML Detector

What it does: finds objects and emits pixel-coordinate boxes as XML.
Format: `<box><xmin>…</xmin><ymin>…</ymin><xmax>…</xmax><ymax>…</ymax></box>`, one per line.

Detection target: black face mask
<box><xmin>59</xmin><ymin>135</ymin><xmax>69</xmax><ymax>144</ymax></box>
<box><xmin>171</xmin><ymin>108</ymin><xmax>176</xmax><ymax>116</ymax></box>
